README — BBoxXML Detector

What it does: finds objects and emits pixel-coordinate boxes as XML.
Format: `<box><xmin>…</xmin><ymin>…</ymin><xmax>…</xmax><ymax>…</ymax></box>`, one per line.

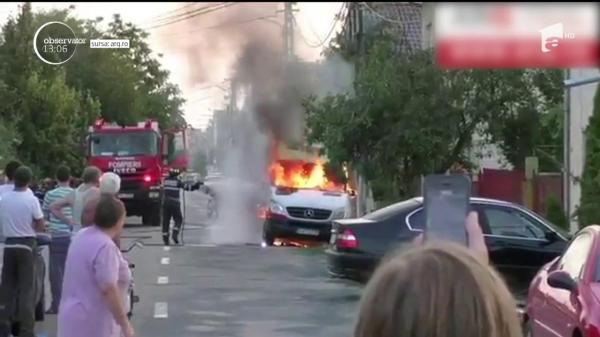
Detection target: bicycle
<box><xmin>121</xmin><ymin>240</ymin><xmax>143</xmax><ymax>319</ymax></box>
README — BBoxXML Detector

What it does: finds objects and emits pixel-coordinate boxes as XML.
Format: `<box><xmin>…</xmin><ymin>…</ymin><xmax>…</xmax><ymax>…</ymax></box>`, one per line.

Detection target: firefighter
<box><xmin>162</xmin><ymin>169</ymin><xmax>201</xmax><ymax>246</ymax></box>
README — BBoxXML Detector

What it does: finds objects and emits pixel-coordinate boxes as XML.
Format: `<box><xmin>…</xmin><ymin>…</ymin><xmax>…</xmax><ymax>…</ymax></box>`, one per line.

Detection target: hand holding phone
<box><xmin>423</xmin><ymin>174</ymin><xmax>471</xmax><ymax>246</ymax></box>
<box><xmin>412</xmin><ymin>210</ymin><xmax>489</xmax><ymax>264</ymax></box>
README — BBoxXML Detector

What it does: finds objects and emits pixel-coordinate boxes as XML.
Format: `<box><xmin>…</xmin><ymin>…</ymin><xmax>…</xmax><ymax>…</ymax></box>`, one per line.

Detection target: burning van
<box><xmin>261</xmin><ymin>159</ymin><xmax>354</xmax><ymax>246</ymax></box>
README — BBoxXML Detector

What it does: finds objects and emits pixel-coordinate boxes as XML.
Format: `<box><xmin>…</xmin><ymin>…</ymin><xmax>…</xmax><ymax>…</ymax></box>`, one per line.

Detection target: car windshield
<box><xmin>91</xmin><ymin>131</ymin><xmax>158</xmax><ymax>157</ymax></box>
<box><xmin>363</xmin><ymin>199</ymin><xmax>421</xmax><ymax>221</ymax></box>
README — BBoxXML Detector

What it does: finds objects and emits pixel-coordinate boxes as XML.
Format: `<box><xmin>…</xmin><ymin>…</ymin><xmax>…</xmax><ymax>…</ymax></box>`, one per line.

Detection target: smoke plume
<box><xmin>158</xmin><ymin>2</ymin><xmax>353</xmax><ymax>244</ymax></box>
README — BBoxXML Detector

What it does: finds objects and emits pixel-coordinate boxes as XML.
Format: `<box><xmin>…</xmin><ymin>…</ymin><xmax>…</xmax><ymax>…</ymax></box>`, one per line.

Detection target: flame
<box><xmin>268</xmin><ymin>160</ymin><xmax>345</xmax><ymax>192</ymax></box>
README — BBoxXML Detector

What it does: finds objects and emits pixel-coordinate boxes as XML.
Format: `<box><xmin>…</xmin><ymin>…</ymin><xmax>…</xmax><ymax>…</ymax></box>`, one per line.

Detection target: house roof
<box><xmin>361</xmin><ymin>2</ymin><xmax>423</xmax><ymax>52</ymax></box>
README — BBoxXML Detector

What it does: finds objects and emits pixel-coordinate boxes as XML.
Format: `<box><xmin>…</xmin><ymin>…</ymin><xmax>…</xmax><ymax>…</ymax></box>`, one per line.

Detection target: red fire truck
<box><xmin>86</xmin><ymin>119</ymin><xmax>189</xmax><ymax>226</ymax></box>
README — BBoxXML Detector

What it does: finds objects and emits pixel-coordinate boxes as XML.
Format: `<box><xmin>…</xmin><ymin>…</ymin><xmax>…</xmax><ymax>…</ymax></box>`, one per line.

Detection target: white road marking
<box><xmin>184</xmin><ymin>243</ymin><xmax>217</xmax><ymax>248</ymax></box>
<box><xmin>161</xmin><ymin>257</ymin><xmax>170</xmax><ymax>265</ymax></box>
<box><xmin>163</xmin><ymin>246</ymin><xmax>171</xmax><ymax>252</ymax></box>
<box><xmin>154</xmin><ymin>302</ymin><xmax>168</xmax><ymax>318</ymax></box>
<box><xmin>157</xmin><ymin>276</ymin><xmax>169</xmax><ymax>284</ymax></box>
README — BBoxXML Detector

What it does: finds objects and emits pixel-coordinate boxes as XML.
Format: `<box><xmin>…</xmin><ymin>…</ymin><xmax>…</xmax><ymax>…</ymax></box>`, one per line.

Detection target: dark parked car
<box><xmin>326</xmin><ymin>197</ymin><xmax>570</xmax><ymax>295</ymax></box>
<box><xmin>525</xmin><ymin>225</ymin><xmax>600</xmax><ymax>337</ymax></box>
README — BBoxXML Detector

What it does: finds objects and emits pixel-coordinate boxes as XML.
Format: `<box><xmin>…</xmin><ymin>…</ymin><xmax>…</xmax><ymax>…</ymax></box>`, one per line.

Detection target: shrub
<box><xmin>578</xmin><ymin>85</ymin><xmax>600</xmax><ymax>228</ymax></box>
<box><xmin>546</xmin><ymin>194</ymin><xmax>568</xmax><ymax>231</ymax></box>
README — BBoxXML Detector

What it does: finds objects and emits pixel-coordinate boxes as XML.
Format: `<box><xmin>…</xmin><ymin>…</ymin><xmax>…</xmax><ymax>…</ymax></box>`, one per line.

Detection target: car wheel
<box><xmin>263</xmin><ymin>229</ymin><xmax>275</xmax><ymax>246</ymax></box>
<box><xmin>11</xmin><ymin>321</ymin><xmax>20</xmax><ymax>337</ymax></box>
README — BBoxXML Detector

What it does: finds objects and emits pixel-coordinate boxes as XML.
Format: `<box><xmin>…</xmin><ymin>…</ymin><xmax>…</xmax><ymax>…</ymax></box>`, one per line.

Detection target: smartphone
<box><xmin>423</xmin><ymin>174</ymin><xmax>471</xmax><ymax>245</ymax></box>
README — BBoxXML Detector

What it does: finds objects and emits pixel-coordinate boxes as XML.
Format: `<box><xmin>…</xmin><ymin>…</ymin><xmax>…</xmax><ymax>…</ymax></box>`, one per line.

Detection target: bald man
<box><xmin>81</xmin><ymin>172</ymin><xmax>123</xmax><ymax>247</ymax></box>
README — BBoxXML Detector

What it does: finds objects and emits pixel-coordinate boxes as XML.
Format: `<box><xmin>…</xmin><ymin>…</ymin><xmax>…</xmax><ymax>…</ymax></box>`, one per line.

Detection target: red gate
<box><xmin>476</xmin><ymin>168</ymin><xmax>524</xmax><ymax>205</ymax></box>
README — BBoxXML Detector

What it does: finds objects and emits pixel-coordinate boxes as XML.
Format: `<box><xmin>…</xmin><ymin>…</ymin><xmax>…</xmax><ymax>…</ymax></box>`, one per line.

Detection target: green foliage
<box><xmin>579</xmin><ymin>85</ymin><xmax>600</xmax><ymax>228</ymax></box>
<box><xmin>312</xmin><ymin>29</ymin><xmax>564</xmax><ymax>202</ymax></box>
<box><xmin>306</xmin><ymin>40</ymin><xmax>488</xmax><ymax>199</ymax></box>
<box><xmin>484</xmin><ymin>69</ymin><xmax>564</xmax><ymax>170</ymax></box>
<box><xmin>0</xmin><ymin>118</ymin><xmax>20</xmax><ymax>168</ymax></box>
<box><xmin>536</xmin><ymin>103</ymin><xmax>564</xmax><ymax>172</ymax></box>
<box><xmin>0</xmin><ymin>4</ymin><xmax>186</xmax><ymax>177</ymax></box>
<box><xmin>546</xmin><ymin>194</ymin><xmax>568</xmax><ymax>231</ymax></box>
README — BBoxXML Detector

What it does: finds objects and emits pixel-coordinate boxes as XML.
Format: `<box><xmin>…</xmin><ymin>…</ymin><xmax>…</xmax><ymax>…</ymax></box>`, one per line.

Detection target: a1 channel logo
<box><xmin>539</xmin><ymin>22</ymin><xmax>576</xmax><ymax>54</ymax></box>
<box><xmin>33</xmin><ymin>21</ymin><xmax>87</xmax><ymax>65</ymax></box>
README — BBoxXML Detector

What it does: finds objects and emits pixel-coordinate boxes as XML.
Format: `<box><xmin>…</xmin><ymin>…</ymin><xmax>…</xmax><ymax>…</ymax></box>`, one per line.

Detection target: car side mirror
<box><xmin>547</xmin><ymin>270</ymin><xmax>577</xmax><ymax>293</ymax></box>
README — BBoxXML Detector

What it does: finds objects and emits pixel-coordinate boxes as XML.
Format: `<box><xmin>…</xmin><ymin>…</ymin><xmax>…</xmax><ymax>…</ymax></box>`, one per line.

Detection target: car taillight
<box><xmin>143</xmin><ymin>174</ymin><xmax>152</xmax><ymax>183</ymax></box>
<box><xmin>337</xmin><ymin>229</ymin><xmax>358</xmax><ymax>249</ymax></box>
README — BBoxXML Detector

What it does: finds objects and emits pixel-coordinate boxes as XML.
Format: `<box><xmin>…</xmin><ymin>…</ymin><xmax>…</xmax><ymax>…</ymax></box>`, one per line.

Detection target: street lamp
<box><xmin>564</xmin><ymin>75</ymin><xmax>600</xmax><ymax>88</ymax></box>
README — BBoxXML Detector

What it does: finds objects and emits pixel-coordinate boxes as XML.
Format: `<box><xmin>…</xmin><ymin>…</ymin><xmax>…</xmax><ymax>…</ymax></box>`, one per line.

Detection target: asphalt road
<box><xmin>31</xmin><ymin>191</ymin><xmax>363</xmax><ymax>337</ymax></box>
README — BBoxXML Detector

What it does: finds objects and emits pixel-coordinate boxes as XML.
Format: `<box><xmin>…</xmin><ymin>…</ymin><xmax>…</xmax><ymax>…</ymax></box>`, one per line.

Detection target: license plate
<box><xmin>118</xmin><ymin>193</ymin><xmax>134</xmax><ymax>199</ymax></box>
<box><xmin>297</xmin><ymin>228</ymin><xmax>319</xmax><ymax>236</ymax></box>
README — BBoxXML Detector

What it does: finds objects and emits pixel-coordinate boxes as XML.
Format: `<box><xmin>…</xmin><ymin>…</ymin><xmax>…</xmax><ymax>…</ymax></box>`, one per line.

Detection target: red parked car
<box><xmin>525</xmin><ymin>225</ymin><xmax>600</xmax><ymax>337</ymax></box>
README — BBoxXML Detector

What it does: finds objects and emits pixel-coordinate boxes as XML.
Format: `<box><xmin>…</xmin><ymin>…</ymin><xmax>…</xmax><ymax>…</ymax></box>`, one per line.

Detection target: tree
<box><xmin>14</xmin><ymin>71</ymin><xmax>100</xmax><ymax>176</ymax></box>
<box><xmin>546</xmin><ymin>194</ymin><xmax>568</xmax><ymax>231</ymax></box>
<box><xmin>484</xmin><ymin>69</ymin><xmax>564</xmax><ymax>170</ymax></box>
<box><xmin>0</xmin><ymin>119</ymin><xmax>20</xmax><ymax>168</ymax></box>
<box><xmin>578</xmin><ymin>85</ymin><xmax>600</xmax><ymax>228</ymax></box>
<box><xmin>306</xmin><ymin>38</ymin><xmax>492</xmax><ymax>201</ymax></box>
<box><xmin>0</xmin><ymin>4</ymin><xmax>101</xmax><ymax>177</ymax></box>
<box><xmin>62</xmin><ymin>14</ymin><xmax>186</xmax><ymax>128</ymax></box>
<box><xmin>0</xmin><ymin>5</ymin><xmax>187</xmax><ymax>177</ymax></box>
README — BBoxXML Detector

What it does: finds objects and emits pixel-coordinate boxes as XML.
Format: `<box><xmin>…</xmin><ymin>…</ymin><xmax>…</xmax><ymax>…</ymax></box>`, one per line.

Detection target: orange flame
<box><xmin>268</xmin><ymin>160</ymin><xmax>345</xmax><ymax>192</ymax></box>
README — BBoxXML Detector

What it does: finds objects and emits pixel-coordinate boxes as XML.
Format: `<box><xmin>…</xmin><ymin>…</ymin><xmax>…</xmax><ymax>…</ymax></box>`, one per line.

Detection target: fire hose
<box><xmin>181</xmin><ymin>186</ymin><xmax>187</xmax><ymax>246</ymax></box>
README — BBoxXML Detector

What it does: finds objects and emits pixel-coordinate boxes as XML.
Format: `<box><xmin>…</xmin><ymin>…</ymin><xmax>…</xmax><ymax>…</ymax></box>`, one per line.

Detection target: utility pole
<box><xmin>281</xmin><ymin>2</ymin><xmax>297</xmax><ymax>62</ymax></box>
<box><xmin>230</xmin><ymin>78</ymin><xmax>238</xmax><ymax>113</ymax></box>
<box><xmin>563</xmin><ymin>72</ymin><xmax>600</xmax><ymax>232</ymax></box>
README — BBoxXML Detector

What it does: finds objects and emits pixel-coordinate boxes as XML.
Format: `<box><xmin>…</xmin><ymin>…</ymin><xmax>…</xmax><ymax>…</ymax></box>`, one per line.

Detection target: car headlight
<box><xmin>269</xmin><ymin>201</ymin><xmax>286</xmax><ymax>215</ymax></box>
<box><xmin>332</xmin><ymin>207</ymin><xmax>347</xmax><ymax>219</ymax></box>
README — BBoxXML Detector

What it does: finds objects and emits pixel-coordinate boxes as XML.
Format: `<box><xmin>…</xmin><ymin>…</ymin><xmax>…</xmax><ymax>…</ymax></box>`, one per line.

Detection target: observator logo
<box><xmin>33</xmin><ymin>21</ymin><xmax>87</xmax><ymax>65</ymax></box>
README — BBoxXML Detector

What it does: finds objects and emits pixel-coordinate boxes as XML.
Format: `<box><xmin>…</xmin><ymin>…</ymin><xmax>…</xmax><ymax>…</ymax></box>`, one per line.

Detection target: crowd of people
<box><xmin>0</xmin><ymin>161</ymin><xmax>136</xmax><ymax>337</ymax></box>
<box><xmin>0</xmin><ymin>159</ymin><xmax>524</xmax><ymax>337</ymax></box>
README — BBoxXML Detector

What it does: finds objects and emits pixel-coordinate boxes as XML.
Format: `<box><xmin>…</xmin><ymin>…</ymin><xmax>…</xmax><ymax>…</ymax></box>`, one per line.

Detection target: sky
<box><xmin>0</xmin><ymin>2</ymin><xmax>344</xmax><ymax>130</ymax></box>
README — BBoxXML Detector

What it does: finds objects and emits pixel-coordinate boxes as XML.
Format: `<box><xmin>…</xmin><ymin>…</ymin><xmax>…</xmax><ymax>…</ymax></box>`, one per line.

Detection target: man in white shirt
<box><xmin>0</xmin><ymin>161</ymin><xmax>25</xmax><ymax>200</ymax></box>
<box><xmin>0</xmin><ymin>166</ymin><xmax>46</xmax><ymax>337</ymax></box>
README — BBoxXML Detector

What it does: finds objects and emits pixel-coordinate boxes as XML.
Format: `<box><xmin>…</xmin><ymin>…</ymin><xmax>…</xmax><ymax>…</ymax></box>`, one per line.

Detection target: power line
<box><xmin>293</xmin><ymin>2</ymin><xmax>347</xmax><ymax>49</ymax></box>
<box><xmin>292</xmin><ymin>16</ymin><xmax>322</xmax><ymax>48</ymax></box>
<box><xmin>157</xmin><ymin>13</ymin><xmax>280</xmax><ymax>38</ymax></box>
<box><xmin>142</xmin><ymin>2</ymin><xmax>230</xmax><ymax>27</ymax></box>
<box><xmin>141</xmin><ymin>2</ymin><xmax>237</xmax><ymax>30</ymax></box>
<box><xmin>140</xmin><ymin>3</ymin><xmax>204</xmax><ymax>25</ymax></box>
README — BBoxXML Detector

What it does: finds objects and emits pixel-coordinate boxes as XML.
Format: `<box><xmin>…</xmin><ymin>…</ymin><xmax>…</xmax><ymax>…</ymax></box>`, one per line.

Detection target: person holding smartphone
<box><xmin>413</xmin><ymin>211</ymin><xmax>489</xmax><ymax>264</ymax></box>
